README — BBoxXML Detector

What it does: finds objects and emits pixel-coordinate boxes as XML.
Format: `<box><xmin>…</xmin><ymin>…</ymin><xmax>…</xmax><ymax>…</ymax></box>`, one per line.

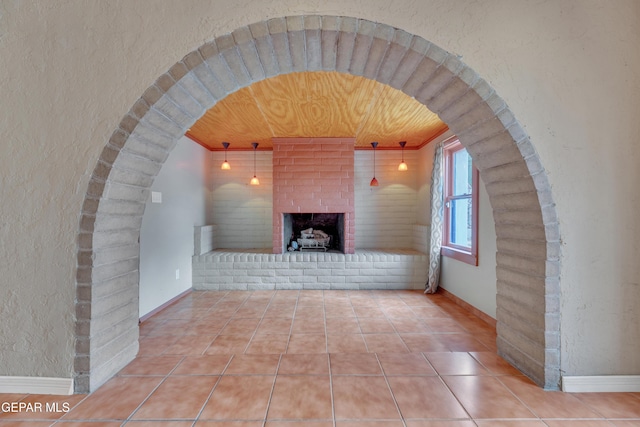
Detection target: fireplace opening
<box><xmin>282</xmin><ymin>213</ymin><xmax>345</xmax><ymax>253</ymax></box>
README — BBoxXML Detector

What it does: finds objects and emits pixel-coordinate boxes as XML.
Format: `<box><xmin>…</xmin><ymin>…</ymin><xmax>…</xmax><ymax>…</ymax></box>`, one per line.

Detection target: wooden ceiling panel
<box><xmin>188</xmin><ymin>87</ymin><xmax>273</xmax><ymax>149</ymax></box>
<box><xmin>186</xmin><ymin>71</ymin><xmax>447</xmax><ymax>150</ymax></box>
<box><xmin>357</xmin><ymin>83</ymin><xmax>449</xmax><ymax>149</ymax></box>
<box><xmin>251</xmin><ymin>72</ymin><xmax>373</xmax><ymax>138</ymax></box>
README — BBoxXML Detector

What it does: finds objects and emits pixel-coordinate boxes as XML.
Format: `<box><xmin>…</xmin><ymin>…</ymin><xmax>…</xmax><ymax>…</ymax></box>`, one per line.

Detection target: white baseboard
<box><xmin>562</xmin><ymin>375</ymin><xmax>640</xmax><ymax>392</ymax></box>
<box><xmin>139</xmin><ymin>288</ymin><xmax>192</xmax><ymax>323</ymax></box>
<box><xmin>0</xmin><ymin>376</ymin><xmax>73</xmax><ymax>395</ymax></box>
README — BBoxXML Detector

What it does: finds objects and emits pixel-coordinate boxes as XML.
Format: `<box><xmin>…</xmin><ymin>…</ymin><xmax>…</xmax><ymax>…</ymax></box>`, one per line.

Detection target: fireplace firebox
<box><xmin>282</xmin><ymin>213</ymin><xmax>345</xmax><ymax>253</ymax></box>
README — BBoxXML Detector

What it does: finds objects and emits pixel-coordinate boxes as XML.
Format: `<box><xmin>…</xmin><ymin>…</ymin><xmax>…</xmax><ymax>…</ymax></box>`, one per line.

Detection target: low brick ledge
<box><xmin>192</xmin><ymin>248</ymin><xmax>428</xmax><ymax>291</ymax></box>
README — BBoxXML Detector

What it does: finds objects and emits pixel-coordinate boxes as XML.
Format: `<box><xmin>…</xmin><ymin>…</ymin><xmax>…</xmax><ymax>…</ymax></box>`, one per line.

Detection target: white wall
<box><xmin>139</xmin><ymin>137</ymin><xmax>210</xmax><ymax>318</ymax></box>
<box><xmin>355</xmin><ymin>149</ymin><xmax>420</xmax><ymax>248</ymax></box>
<box><xmin>440</xmin><ymin>179</ymin><xmax>498</xmax><ymax>319</ymax></box>
<box><xmin>416</xmin><ymin>137</ymin><xmax>438</xmax><ymax>223</ymax></box>
<box><xmin>209</xmin><ymin>150</ymin><xmax>273</xmax><ymax>249</ymax></box>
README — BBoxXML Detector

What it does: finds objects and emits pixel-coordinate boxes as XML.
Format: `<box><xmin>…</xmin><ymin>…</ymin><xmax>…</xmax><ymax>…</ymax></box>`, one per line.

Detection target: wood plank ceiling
<box><xmin>185</xmin><ymin>71</ymin><xmax>448</xmax><ymax>151</ymax></box>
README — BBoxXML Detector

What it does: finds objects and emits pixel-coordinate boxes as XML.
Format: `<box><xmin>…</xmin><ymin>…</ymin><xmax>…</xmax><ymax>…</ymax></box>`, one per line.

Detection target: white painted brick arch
<box><xmin>75</xmin><ymin>15</ymin><xmax>561</xmax><ymax>393</ymax></box>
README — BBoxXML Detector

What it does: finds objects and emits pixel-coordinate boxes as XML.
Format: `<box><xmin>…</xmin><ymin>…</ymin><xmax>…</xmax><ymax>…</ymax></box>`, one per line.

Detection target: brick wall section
<box><xmin>272</xmin><ymin>137</ymin><xmax>355</xmax><ymax>253</ymax></box>
<box><xmin>193</xmin><ymin>249</ymin><xmax>427</xmax><ymax>290</ymax></box>
<box><xmin>194</xmin><ymin>225</ymin><xmax>217</xmax><ymax>255</ymax></box>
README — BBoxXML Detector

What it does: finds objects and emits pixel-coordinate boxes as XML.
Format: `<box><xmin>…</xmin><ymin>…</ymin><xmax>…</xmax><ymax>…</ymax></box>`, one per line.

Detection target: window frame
<box><xmin>441</xmin><ymin>139</ymin><xmax>479</xmax><ymax>266</ymax></box>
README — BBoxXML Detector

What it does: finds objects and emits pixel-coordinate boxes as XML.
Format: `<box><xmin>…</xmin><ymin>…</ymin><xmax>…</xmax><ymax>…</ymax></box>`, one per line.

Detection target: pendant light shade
<box><xmin>221</xmin><ymin>142</ymin><xmax>231</xmax><ymax>170</ymax></box>
<box><xmin>370</xmin><ymin>142</ymin><xmax>379</xmax><ymax>187</ymax></box>
<box><xmin>250</xmin><ymin>142</ymin><xmax>260</xmax><ymax>185</ymax></box>
<box><xmin>397</xmin><ymin>141</ymin><xmax>408</xmax><ymax>171</ymax></box>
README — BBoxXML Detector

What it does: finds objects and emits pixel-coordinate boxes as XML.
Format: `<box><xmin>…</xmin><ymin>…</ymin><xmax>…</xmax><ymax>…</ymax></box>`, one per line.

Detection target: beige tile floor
<box><xmin>2</xmin><ymin>289</ymin><xmax>640</xmax><ymax>426</ymax></box>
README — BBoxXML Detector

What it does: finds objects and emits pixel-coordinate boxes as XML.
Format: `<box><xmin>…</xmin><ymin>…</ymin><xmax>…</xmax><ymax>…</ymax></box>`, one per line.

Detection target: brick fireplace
<box><xmin>272</xmin><ymin>137</ymin><xmax>355</xmax><ymax>254</ymax></box>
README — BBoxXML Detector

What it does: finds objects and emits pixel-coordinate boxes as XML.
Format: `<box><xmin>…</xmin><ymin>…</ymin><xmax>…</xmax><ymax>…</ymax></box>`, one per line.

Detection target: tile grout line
<box><xmin>433</xmin><ymin>364</ymin><xmax>475</xmax><ymax>423</ymax></box>
<box><xmin>241</xmin><ymin>289</ymin><xmax>278</xmax><ymax>354</ymax></box>
<box><xmin>324</xmin><ymin>291</ymin><xmax>338</xmax><ymax>427</ymax></box>
<box><xmin>322</xmin><ymin>290</ymin><xmax>329</xmax><ymax>356</ymax></box>
<box><xmin>389</xmin><ymin>291</ymin><xmax>413</xmax><ymax>353</ymax></box>
<box><xmin>493</xmin><ymin>373</ymin><xmax>557</xmax><ymax>423</ymax></box>
<box><xmin>354</xmin><ymin>293</ymin><xmax>373</xmax><ymax>353</ymax></box>
<box><xmin>171</xmin><ymin>290</ymin><xmax>257</xmax><ymax>424</ymax></box>
<box><xmin>197</xmin><ymin>290</ymin><xmax>239</xmax><ymax>355</ymax></box>
<box><xmin>373</xmin><ymin>289</ymin><xmax>411</xmax><ymax>353</ymax></box>
<box><xmin>191</xmin><ymin>353</ymin><xmax>235</xmax><ymax>424</ymax></box>
<box><xmin>121</xmin><ymin>353</ymin><xmax>187</xmax><ymax>424</ymax></box>
<box><xmin>261</xmin><ymin>353</ymin><xmax>284</xmax><ymax>427</ymax></box>
<box><xmin>374</xmin><ymin>352</ymin><xmax>409</xmax><ymax>427</ymax></box>
<box><xmin>284</xmin><ymin>289</ymin><xmax>301</xmax><ymax>354</ymax></box>
<box><xmin>59</xmin><ymin>350</ymin><xmax>190</xmax><ymax>424</ymax></box>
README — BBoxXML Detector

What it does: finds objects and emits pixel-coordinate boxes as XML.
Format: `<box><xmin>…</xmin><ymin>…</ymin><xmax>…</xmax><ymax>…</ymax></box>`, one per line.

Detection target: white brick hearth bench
<box><xmin>192</xmin><ymin>249</ymin><xmax>428</xmax><ymax>291</ymax></box>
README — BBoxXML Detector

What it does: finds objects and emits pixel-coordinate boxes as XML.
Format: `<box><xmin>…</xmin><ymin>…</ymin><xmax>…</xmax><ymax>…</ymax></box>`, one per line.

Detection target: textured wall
<box><xmin>0</xmin><ymin>0</ymin><xmax>638</xmax><ymax>387</ymax></box>
<box><xmin>139</xmin><ymin>137</ymin><xmax>210</xmax><ymax>318</ymax></box>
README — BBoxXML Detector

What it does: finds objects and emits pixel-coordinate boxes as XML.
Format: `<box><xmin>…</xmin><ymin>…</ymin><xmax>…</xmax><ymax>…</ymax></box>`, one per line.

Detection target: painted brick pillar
<box><xmin>272</xmin><ymin>137</ymin><xmax>355</xmax><ymax>254</ymax></box>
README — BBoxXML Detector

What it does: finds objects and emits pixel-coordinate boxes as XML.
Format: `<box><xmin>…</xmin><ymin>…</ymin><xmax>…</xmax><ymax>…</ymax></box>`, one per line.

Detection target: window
<box><xmin>442</xmin><ymin>139</ymin><xmax>479</xmax><ymax>265</ymax></box>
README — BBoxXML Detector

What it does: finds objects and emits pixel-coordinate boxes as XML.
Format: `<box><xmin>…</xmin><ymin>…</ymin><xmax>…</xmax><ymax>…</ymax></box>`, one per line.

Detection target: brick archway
<box><xmin>75</xmin><ymin>16</ymin><xmax>561</xmax><ymax>393</ymax></box>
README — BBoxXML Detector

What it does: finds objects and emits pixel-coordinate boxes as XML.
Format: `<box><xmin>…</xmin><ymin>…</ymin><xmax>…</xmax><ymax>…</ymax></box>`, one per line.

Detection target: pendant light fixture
<box><xmin>250</xmin><ymin>142</ymin><xmax>260</xmax><ymax>185</ymax></box>
<box><xmin>397</xmin><ymin>141</ymin><xmax>408</xmax><ymax>171</ymax></box>
<box><xmin>370</xmin><ymin>142</ymin><xmax>379</xmax><ymax>187</ymax></box>
<box><xmin>221</xmin><ymin>142</ymin><xmax>231</xmax><ymax>170</ymax></box>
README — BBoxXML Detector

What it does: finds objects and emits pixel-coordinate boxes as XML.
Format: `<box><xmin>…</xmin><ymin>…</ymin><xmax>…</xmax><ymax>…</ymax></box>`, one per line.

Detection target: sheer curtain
<box><xmin>426</xmin><ymin>141</ymin><xmax>444</xmax><ymax>294</ymax></box>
